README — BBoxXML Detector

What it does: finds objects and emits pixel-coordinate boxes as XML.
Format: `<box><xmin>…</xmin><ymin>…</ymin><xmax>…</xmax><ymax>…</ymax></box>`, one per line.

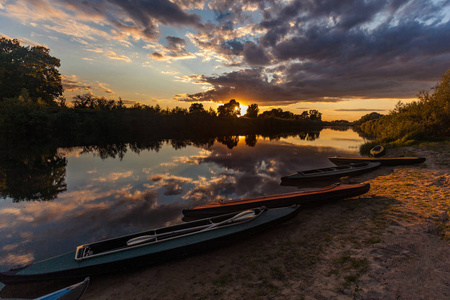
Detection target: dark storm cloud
<box><xmin>181</xmin><ymin>67</ymin><xmax>320</xmax><ymax>105</ymax></box>
<box><xmin>63</xmin><ymin>0</ymin><xmax>202</xmax><ymax>40</ymax></box>
<box><xmin>243</xmin><ymin>42</ymin><xmax>271</xmax><ymax>65</ymax></box>
<box><xmin>183</xmin><ymin>0</ymin><xmax>450</xmax><ymax>105</ymax></box>
<box><xmin>181</xmin><ymin>67</ymin><xmax>352</xmax><ymax>105</ymax></box>
<box><xmin>223</xmin><ymin>39</ymin><xmax>245</xmax><ymax>55</ymax></box>
<box><xmin>149</xmin><ymin>36</ymin><xmax>195</xmax><ymax>60</ymax></box>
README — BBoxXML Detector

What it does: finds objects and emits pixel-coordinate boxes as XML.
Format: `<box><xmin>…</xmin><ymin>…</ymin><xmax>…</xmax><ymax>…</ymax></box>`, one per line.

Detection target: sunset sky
<box><xmin>1</xmin><ymin>0</ymin><xmax>449</xmax><ymax>121</ymax></box>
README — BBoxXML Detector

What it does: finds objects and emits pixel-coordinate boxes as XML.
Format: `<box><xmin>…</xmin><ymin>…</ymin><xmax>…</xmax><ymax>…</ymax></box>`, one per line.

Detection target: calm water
<box><xmin>0</xmin><ymin>128</ymin><xmax>365</xmax><ymax>271</ymax></box>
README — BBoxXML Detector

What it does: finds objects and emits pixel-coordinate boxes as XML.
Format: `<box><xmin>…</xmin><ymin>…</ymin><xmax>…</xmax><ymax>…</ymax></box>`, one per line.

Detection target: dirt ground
<box><xmin>3</xmin><ymin>143</ymin><xmax>449</xmax><ymax>300</ymax></box>
<box><xmin>77</xmin><ymin>142</ymin><xmax>450</xmax><ymax>300</ymax></box>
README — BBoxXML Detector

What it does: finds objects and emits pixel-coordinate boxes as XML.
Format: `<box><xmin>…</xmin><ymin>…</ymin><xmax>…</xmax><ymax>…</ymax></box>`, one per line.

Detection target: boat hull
<box><xmin>36</xmin><ymin>277</ymin><xmax>89</xmax><ymax>300</ymax></box>
<box><xmin>281</xmin><ymin>162</ymin><xmax>380</xmax><ymax>183</ymax></box>
<box><xmin>182</xmin><ymin>183</ymin><xmax>370</xmax><ymax>218</ymax></box>
<box><xmin>329</xmin><ymin>156</ymin><xmax>426</xmax><ymax>166</ymax></box>
<box><xmin>0</xmin><ymin>206</ymin><xmax>300</xmax><ymax>284</ymax></box>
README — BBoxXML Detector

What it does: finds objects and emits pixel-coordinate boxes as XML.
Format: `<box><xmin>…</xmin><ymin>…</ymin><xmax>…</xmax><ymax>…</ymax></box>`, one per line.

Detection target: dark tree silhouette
<box><xmin>189</xmin><ymin>103</ymin><xmax>206</xmax><ymax>114</ymax></box>
<box><xmin>0</xmin><ymin>37</ymin><xmax>62</xmax><ymax>105</ymax></box>
<box><xmin>218</xmin><ymin>99</ymin><xmax>241</xmax><ymax>117</ymax></box>
<box><xmin>245</xmin><ymin>104</ymin><xmax>259</xmax><ymax>118</ymax></box>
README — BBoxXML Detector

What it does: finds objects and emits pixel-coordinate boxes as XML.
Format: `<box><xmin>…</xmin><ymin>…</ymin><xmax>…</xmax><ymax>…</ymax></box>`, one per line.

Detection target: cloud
<box><xmin>104</xmin><ymin>50</ymin><xmax>132</xmax><ymax>62</ymax></box>
<box><xmin>242</xmin><ymin>42</ymin><xmax>271</xmax><ymax>66</ymax></box>
<box><xmin>98</xmin><ymin>82</ymin><xmax>114</xmax><ymax>94</ymax></box>
<box><xmin>179</xmin><ymin>67</ymin><xmax>347</xmax><ymax>105</ymax></box>
<box><xmin>334</xmin><ymin>108</ymin><xmax>387</xmax><ymax>112</ymax></box>
<box><xmin>147</xmin><ymin>36</ymin><xmax>196</xmax><ymax>61</ymax></box>
<box><xmin>181</xmin><ymin>0</ymin><xmax>450</xmax><ymax>105</ymax></box>
<box><xmin>62</xmin><ymin>76</ymin><xmax>119</xmax><ymax>96</ymax></box>
<box><xmin>149</xmin><ymin>174</ymin><xmax>192</xmax><ymax>195</ymax></box>
<box><xmin>1</xmin><ymin>0</ymin><xmax>202</xmax><ymax>45</ymax></box>
<box><xmin>61</xmin><ymin>75</ymin><xmax>92</xmax><ymax>92</ymax></box>
<box><xmin>2</xmin><ymin>0</ymin><xmax>450</xmax><ymax>108</ymax></box>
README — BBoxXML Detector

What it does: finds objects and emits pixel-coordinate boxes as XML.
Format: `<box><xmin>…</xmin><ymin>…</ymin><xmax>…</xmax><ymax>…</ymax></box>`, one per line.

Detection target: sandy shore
<box><xmin>2</xmin><ymin>143</ymin><xmax>449</xmax><ymax>299</ymax></box>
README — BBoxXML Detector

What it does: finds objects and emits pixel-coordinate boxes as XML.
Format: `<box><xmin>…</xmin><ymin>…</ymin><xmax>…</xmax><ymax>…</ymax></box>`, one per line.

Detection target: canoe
<box><xmin>281</xmin><ymin>162</ymin><xmax>380</xmax><ymax>183</ymax></box>
<box><xmin>35</xmin><ymin>277</ymin><xmax>89</xmax><ymax>300</ymax></box>
<box><xmin>182</xmin><ymin>183</ymin><xmax>370</xmax><ymax>218</ymax></box>
<box><xmin>0</xmin><ymin>206</ymin><xmax>300</xmax><ymax>284</ymax></box>
<box><xmin>329</xmin><ymin>156</ymin><xmax>426</xmax><ymax>166</ymax></box>
<box><xmin>370</xmin><ymin>145</ymin><xmax>385</xmax><ymax>157</ymax></box>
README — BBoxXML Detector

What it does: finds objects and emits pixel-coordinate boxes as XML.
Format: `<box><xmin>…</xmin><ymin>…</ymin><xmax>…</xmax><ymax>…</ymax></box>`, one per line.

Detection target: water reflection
<box><xmin>0</xmin><ymin>128</ymin><xmax>364</xmax><ymax>272</ymax></box>
<box><xmin>0</xmin><ymin>147</ymin><xmax>67</xmax><ymax>202</ymax></box>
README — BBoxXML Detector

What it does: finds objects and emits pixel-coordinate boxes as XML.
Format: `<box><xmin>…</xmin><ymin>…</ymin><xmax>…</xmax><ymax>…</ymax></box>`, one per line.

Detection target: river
<box><xmin>0</xmin><ymin>128</ymin><xmax>366</xmax><ymax>271</ymax></box>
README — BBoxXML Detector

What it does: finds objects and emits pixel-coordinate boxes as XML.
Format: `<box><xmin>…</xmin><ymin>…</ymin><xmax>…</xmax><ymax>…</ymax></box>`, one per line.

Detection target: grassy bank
<box><xmin>357</xmin><ymin>69</ymin><xmax>449</xmax><ymax>153</ymax></box>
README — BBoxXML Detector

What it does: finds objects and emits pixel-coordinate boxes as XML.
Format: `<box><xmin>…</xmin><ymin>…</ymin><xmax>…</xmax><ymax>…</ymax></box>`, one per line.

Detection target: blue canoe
<box><xmin>0</xmin><ymin>206</ymin><xmax>300</xmax><ymax>284</ymax></box>
<box><xmin>35</xmin><ymin>277</ymin><xmax>89</xmax><ymax>300</ymax></box>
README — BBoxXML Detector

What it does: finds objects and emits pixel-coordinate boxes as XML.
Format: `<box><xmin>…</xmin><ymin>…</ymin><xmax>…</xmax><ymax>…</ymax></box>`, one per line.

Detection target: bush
<box><xmin>358</xmin><ymin>69</ymin><xmax>450</xmax><ymax>145</ymax></box>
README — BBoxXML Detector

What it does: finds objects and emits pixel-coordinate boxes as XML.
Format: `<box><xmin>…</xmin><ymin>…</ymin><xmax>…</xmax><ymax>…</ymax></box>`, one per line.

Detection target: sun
<box><xmin>240</xmin><ymin>104</ymin><xmax>248</xmax><ymax>116</ymax></box>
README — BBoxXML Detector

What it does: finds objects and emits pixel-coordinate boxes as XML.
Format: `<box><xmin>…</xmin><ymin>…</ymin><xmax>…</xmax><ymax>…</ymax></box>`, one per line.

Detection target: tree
<box><xmin>308</xmin><ymin>109</ymin><xmax>322</xmax><ymax>121</ymax></box>
<box><xmin>259</xmin><ymin>108</ymin><xmax>294</xmax><ymax>119</ymax></box>
<box><xmin>245</xmin><ymin>104</ymin><xmax>259</xmax><ymax>118</ymax></box>
<box><xmin>299</xmin><ymin>111</ymin><xmax>309</xmax><ymax>119</ymax></box>
<box><xmin>217</xmin><ymin>99</ymin><xmax>241</xmax><ymax>117</ymax></box>
<box><xmin>353</xmin><ymin>112</ymin><xmax>384</xmax><ymax>126</ymax></box>
<box><xmin>189</xmin><ymin>103</ymin><xmax>206</xmax><ymax>114</ymax></box>
<box><xmin>0</xmin><ymin>37</ymin><xmax>63</xmax><ymax>105</ymax></box>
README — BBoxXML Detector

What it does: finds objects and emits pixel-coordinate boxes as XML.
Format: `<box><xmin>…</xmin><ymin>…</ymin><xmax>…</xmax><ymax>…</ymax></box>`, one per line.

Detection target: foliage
<box><xmin>217</xmin><ymin>99</ymin><xmax>241</xmax><ymax>117</ymax></box>
<box><xmin>258</xmin><ymin>108</ymin><xmax>321</xmax><ymax>121</ymax></box>
<box><xmin>308</xmin><ymin>109</ymin><xmax>322</xmax><ymax>121</ymax></box>
<box><xmin>73</xmin><ymin>94</ymin><xmax>124</xmax><ymax>110</ymax></box>
<box><xmin>245</xmin><ymin>104</ymin><xmax>259</xmax><ymax>118</ymax></box>
<box><xmin>189</xmin><ymin>103</ymin><xmax>206</xmax><ymax>114</ymax></box>
<box><xmin>0</xmin><ymin>37</ymin><xmax>62</xmax><ymax>105</ymax></box>
<box><xmin>0</xmin><ymin>90</ymin><xmax>50</xmax><ymax>134</ymax></box>
<box><xmin>260</xmin><ymin>108</ymin><xmax>294</xmax><ymax>119</ymax></box>
<box><xmin>358</xmin><ymin>69</ymin><xmax>450</xmax><ymax>145</ymax></box>
<box><xmin>353</xmin><ymin>112</ymin><xmax>384</xmax><ymax>127</ymax></box>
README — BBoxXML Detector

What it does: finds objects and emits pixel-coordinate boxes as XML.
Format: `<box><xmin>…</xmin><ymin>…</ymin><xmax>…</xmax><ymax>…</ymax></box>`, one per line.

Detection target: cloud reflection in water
<box><xmin>0</xmin><ymin>129</ymin><xmax>365</xmax><ymax>270</ymax></box>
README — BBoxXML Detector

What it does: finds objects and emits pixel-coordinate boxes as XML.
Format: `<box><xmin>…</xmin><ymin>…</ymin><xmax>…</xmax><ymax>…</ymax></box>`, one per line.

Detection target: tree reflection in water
<box><xmin>0</xmin><ymin>129</ymin><xmax>324</xmax><ymax>202</ymax></box>
<box><xmin>0</xmin><ymin>147</ymin><xmax>67</xmax><ymax>202</ymax></box>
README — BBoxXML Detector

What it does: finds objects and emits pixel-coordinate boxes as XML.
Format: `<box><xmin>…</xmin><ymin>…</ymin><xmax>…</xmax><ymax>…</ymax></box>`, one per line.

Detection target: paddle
<box><xmin>126</xmin><ymin>209</ymin><xmax>260</xmax><ymax>247</ymax></box>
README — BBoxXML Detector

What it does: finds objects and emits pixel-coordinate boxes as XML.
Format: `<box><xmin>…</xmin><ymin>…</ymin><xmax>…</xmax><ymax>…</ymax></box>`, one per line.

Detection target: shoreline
<box><xmin>82</xmin><ymin>143</ymin><xmax>450</xmax><ymax>299</ymax></box>
<box><xmin>2</xmin><ymin>143</ymin><xmax>449</xmax><ymax>299</ymax></box>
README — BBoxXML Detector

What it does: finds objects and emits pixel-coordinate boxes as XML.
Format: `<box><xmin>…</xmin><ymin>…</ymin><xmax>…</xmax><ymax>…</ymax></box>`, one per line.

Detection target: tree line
<box><xmin>0</xmin><ymin>37</ymin><xmax>324</xmax><ymax>143</ymax></box>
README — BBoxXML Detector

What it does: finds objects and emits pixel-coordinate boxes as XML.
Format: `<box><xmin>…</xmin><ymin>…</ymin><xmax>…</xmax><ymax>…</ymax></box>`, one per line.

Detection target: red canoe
<box><xmin>182</xmin><ymin>182</ymin><xmax>370</xmax><ymax>218</ymax></box>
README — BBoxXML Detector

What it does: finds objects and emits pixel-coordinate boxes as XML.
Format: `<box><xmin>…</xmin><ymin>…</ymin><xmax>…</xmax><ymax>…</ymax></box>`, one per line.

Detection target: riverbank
<box><xmin>77</xmin><ymin>142</ymin><xmax>450</xmax><ymax>299</ymax></box>
<box><xmin>3</xmin><ymin>143</ymin><xmax>448</xmax><ymax>299</ymax></box>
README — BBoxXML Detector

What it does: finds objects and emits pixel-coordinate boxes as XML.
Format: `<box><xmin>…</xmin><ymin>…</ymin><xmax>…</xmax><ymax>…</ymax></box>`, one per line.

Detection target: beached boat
<box><xmin>182</xmin><ymin>183</ymin><xmax>370</xmax><ymax>218</ymax></box>
<box><xmin>281</xmin><ymin>162</ymin><xmax>380</xmax><ymax>183</ymax></box>
<box><xmin>35</xmin><ymin>277</ymin><xmax>89</xmax><ymax>300</ymax></box>
<box><xmin>370</xmin><ymin>145</ymin><xmax>386</xmax><ymax>157</ymax></box>
<box><xmin>329</xmin><ymin>156</ymin><xmax>426</xmax><ymax>166</ymax></box>
<box><xmin>0</xmin><ymin>206</ymin><xmax>300</xmax><ymax>284</ymax></box>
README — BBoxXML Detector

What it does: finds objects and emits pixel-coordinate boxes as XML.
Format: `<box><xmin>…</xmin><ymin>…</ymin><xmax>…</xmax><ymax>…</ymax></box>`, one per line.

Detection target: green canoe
<box><xmin>329</xmin><ymin>156</ymin><xmax>426</xmax><ymax>166</ymax></box>
<box><xmin>0</xmin><ymin>206</ymin><xmax>300</xmax><ymax>284</ymax></box>
<box><xmin>281</xmin><ymin>162</ymin><xmax>380</xmax><ymax>183</ymax></box>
